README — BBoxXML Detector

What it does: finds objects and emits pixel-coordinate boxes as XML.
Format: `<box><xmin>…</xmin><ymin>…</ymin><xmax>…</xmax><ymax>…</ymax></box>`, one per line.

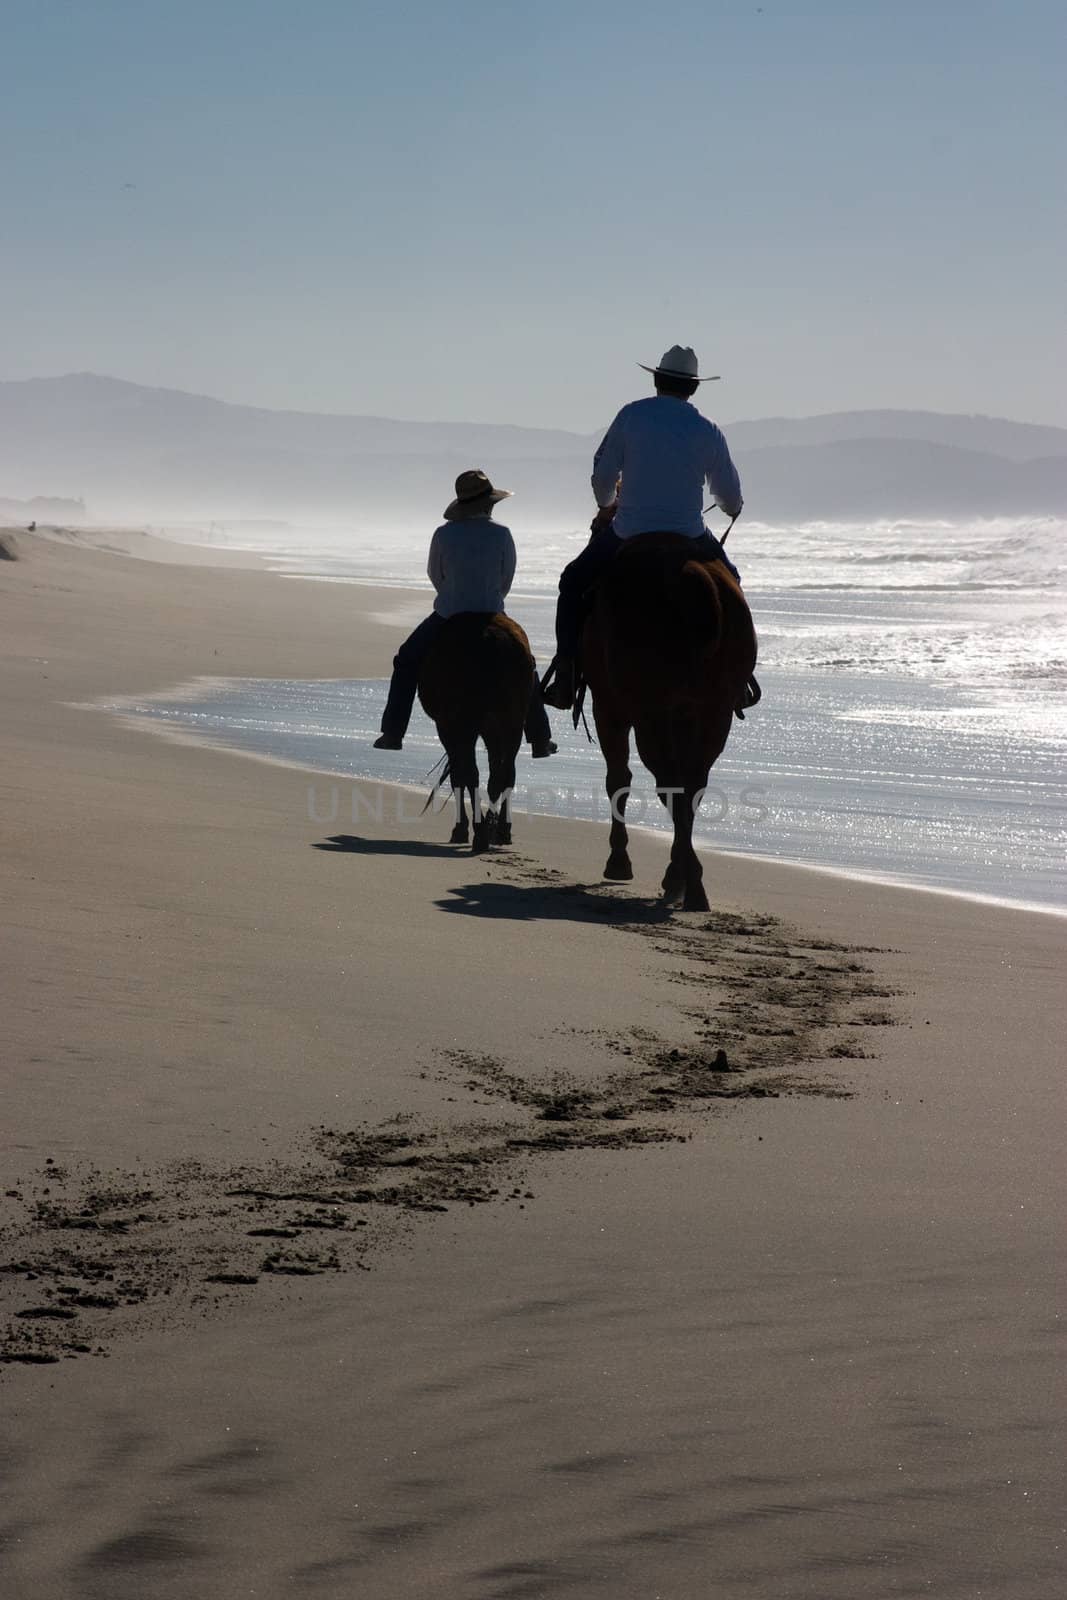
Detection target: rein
<box><xmin>703</xmin><ymin>508</ymin><xmax>739</xmax><ymax>545</ymax></box>
<box><xmin>572</xmin><ymin>678</ymin><xmax>593</xmax><ymax>742</ymax></box>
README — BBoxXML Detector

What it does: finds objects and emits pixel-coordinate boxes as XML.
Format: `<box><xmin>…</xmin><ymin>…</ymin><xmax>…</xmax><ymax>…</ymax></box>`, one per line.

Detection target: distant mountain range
<box><xmin>2</xmin><ymin>373</ymin><xmax>1065</xmax><ymax>525</ymax></box>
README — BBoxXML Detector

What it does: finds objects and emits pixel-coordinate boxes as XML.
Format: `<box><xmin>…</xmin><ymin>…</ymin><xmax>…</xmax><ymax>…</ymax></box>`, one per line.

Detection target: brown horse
<box><xmin>418</xmin><ymin>611</ymin><xmax>535</xmax><ymax>853</ymax></box>
<box><xmin>582</xmin><ymin>532</ymin><xmax>757</xmax><ymax>911</ymax></box>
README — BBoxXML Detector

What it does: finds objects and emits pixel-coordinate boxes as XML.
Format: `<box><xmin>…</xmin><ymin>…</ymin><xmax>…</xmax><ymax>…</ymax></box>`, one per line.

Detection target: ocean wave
<box><xmin>740</xmin><ymin>514</ymin><xmax>1065</xmax><ymax>540</ymax></box>
<box><xmin>772</xmin><ymin>581</ymin><xmax>1062</xmax><ymax>594</ymax></box>
<box><xmin>244</xmin><ymin>514</ymin><xmax>1067</xmax><ymax>607</ymax></box>
<box><xmin>835</xmin><ymin>551</ymin><xmax>978</xmax><ymax>565</ymax></box>
<box><xmin>735</xmin><ymin>516</ymin><xmax>1067</xmax><ymax>593</ymax></box>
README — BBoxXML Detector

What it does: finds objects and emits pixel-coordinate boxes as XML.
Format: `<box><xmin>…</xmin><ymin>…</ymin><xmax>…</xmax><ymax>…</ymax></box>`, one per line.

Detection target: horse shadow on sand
<box><xmin>434</xmin><ymin>877</ymin><xmax>675</xmax><ymax>928</ymax></box>
<box><xmin>312</xmin><ymin>833</ymin><xmax>459</xmax><ymax>861</ymax></box>
<box><xmin>311</xmin><ymin>835</ymin><xmax>674</xmax><ymax>927</ymax></box>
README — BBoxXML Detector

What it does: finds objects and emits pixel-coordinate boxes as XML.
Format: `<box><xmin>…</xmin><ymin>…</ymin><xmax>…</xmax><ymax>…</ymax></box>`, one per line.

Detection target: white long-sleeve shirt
<box><xmin>427</xmin><ymin>515</ymin><xmax>517</xmax><ymax>617</ymax></box>
<box><xmin>592</xmin><ymin>395</ymin><xmax>743</xmax><ymax>538</ymax></box>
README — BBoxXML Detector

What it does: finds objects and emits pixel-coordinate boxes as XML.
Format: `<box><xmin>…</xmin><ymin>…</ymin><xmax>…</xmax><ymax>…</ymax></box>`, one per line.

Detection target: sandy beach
<box><xmin>2</xmin><ymin>527</ymin><xmax>1064</xmax><ymax>1598</ymax></box>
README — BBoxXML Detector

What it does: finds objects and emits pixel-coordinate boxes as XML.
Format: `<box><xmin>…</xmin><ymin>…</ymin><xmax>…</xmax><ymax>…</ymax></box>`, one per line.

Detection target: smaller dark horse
<box><xmin>418</xmin><ymin>612</ymin><xmax>535</xmax><ymax>853</ymax></box>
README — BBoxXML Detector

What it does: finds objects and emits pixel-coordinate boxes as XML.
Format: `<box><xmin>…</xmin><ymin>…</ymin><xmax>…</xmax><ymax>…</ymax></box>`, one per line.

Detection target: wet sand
<box><xmin>1</xmin><ymin>528</ymin><xmax>1064</xmax><ymax>1596</ymax></box>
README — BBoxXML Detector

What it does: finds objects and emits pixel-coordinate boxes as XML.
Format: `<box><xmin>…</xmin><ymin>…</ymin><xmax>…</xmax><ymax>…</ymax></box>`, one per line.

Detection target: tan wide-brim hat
<box><xmin>443</xmin><ymin>468</ymin><xmax>513</xmax><ymax>519</ymax></box>
<box><xmin>639</xmin><ymin>344</ymin><xmax>721</xmax><ymax>382</ymax></box>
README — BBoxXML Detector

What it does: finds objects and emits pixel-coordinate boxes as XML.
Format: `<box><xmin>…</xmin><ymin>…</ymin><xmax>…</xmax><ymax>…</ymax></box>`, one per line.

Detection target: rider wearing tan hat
<box><xmin>374</xmin><ymin>470</ymin><xmax>557</xmax><ymax>755</ymax></box>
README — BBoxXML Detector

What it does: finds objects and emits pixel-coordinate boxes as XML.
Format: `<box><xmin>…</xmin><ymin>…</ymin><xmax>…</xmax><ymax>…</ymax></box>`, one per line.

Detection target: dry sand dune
<box><xmin>1</xmin><ymin>531</ymin><xmax>1063</xmax><ymax>1597</ymax></box>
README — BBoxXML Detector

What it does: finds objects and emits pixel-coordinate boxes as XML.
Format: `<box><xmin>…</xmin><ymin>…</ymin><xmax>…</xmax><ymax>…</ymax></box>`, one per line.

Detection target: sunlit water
<box><xmin>122</xmin><ymin>516</ymin><xmax>1066</xmax><ymax>910</ymax></box>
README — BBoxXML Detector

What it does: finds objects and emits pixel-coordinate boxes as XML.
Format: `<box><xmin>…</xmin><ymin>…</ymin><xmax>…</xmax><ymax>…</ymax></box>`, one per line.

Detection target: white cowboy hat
<box><xmin>639</xmin><ymin>345</ymin><xmax>720</xmax><ymax>382</ymax></box>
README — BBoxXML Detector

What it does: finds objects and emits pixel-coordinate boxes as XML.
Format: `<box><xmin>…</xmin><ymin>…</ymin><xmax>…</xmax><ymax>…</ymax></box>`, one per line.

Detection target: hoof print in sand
<box><xmin>261</xmin><ymin>1251</ymin><xmax>340</xmax><ymax>1277</ymax></box>
<box><xmin>1</xmin><ymin>894</ymin><xmax>897</xmax><ymax>1367</ymax></box>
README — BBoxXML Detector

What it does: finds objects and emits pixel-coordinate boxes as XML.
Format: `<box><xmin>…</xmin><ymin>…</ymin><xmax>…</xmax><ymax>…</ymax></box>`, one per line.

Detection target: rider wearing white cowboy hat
<box><xmin>542</xmin><ymin>345</ymin><xmax>759</xmax><ymax>716</ymax></box>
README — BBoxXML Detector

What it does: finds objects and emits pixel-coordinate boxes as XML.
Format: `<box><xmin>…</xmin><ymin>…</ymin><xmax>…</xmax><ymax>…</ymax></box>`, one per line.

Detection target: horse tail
<box><xmin>597</xmin><ymin>544</ymin><xmax>723</xmax><ymax>677</ymax></box>
<box><xmin>672</xmin><ymin>559</ymin><xmax>723</xmax><ymax>660</ymax></box>
<box><xmin>421</xmin><ymin>752</ymin><xmax>452</xmax><ymax>815</ymax></box>
<box><xmin>422</xmin><ymin>613</ymin><xmax>531</xmax><ymax>725</ymax></box>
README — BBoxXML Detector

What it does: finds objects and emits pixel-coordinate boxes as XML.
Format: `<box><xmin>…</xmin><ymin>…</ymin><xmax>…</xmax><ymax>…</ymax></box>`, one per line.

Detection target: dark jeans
<box><xmin>554</xmin><ymin>528</ymin><xmax>740</xmax><ymax>658</ymax></box>
<box><xmin>380</xmin><ymin>612</ymin><xmax>552</xmax><ymax>745</ymax></box>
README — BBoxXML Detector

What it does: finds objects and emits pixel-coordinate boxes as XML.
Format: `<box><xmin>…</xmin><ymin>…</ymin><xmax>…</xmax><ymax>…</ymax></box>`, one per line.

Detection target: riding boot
<box><xmin>374</xmin><ymin>613</ymin><xmax>443</xmax><ymax>748</ymax></box>
<box><xmin>547</xmin><ymin>530</ymin><xmax>622</xmax><ymax>711</ymax></box>
<box><xmin>542</xmin><ymin>656</ymin><xmax>575</xmax><ymax>711</ymax></box>
<box><xmin>525</xmin><ymin>679</ymin><xmax>557</xmax><ymax>756</ymax></box>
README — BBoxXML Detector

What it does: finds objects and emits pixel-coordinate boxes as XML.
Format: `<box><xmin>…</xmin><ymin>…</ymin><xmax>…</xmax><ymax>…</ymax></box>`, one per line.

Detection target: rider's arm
<box><xmin>500</xmin><ymin>529</ymin><xmax>517</xmax><ymax>599</ymax></box>
<box><xmin>591</xmin><ymin>411</ymin><xmax>625</xmax><ymax>509</ymax></box>
<box><xmin>427</xmin><ymin>527</ymin><xmax>445</xmax><ymax>593</ymax></box>
<box><xmin>704</xmin><ymin>422</ymin><xmax>743</xmax><ymax>519</ymax></box>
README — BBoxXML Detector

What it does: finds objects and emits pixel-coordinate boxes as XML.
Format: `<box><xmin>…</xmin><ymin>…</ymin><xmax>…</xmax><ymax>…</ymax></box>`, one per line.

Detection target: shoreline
<box><xmin>110</xmin><ymin>711</ymin><xmax>1067</xmax><ymax>922</ymax></box>
<box><xmin>3</xmin><ymin>528</ymin><xmax>1064</xmax><ymax>1597</ymax></box>
<box><xmin>96</xmin><ymin>663</ymin><xmax>1067</xmax><ymax>922</ymax></box>
<box><xmin>58</xmin><ymin>522</ymin><xmax>1066</xmax><ymax>917</ymax></box>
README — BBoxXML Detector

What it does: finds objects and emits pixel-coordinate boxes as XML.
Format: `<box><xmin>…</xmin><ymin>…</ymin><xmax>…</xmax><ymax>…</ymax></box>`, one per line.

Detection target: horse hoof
<box><xmin>682</xmin><ymin>888</ymin><xmax>710</xmax><ymax>913</ymax></box>
<box><xmin>661</xmin><ymin>863</ymin><xmax>685</xmax><ymax>900</ymax></box>
<box><xmin>603</xmin><ymin>854</ymin><xmax>633</xmax><ymax>881</ymax></box>
<box><xmin>450</xmin><ymin>825</ymin><xmax>469</xmax><ymax>845</ymax></box>
<box><xmin>471</xmin><ymin>823</ymin><xmax>493</xmax><ymax>854</ymax></box>
<box><xmin>497</xmin><ymin>824</ymin><xmax>513</xmax><ymax>846</ymax></box>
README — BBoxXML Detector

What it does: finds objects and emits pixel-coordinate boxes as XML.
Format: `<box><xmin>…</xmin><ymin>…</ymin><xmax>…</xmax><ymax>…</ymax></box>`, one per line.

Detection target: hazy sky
<box><xmin>2</xmin><ymin>0</ymin><xmax>1064</xmax><ymax>430</ymax></box>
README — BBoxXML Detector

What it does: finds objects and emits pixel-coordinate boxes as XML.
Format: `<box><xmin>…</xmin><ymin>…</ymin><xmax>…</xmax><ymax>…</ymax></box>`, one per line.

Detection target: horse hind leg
<box><xmin>681</xmin><ymin>806</ymin><xmax>709</xmax><ymax>912</ymax></box>
<box><xmin>658</xmin><ymin>788</ymin><xmax>687</xmax><ymax>906</ymax></box>
<box><xmin>445</xmin><ymin>736</ymin><xmax>481</xmax><ymax>848</ymax></box>
<box><xmin>490</xmin><ymin>789</ymin><xmax>512</xmax><ymax>847</ymax></box>
<box><xmin>450</xmin><ymin>788</ymin><xmax>469</xmax><ymax>845</ymax></box>
<box><xmin>675</xmin><ymin>716</ymin><xmax>733</xmax><ymax>910</ymax></box>
<box><xmin>597</xmin><ymin>717</ymin><xmax>634</xmax><ymax>881</ymax></box>
<box><xmin>467</xmin><ymin>766</ymin><xmax>496</xmax><ymax>856</ymax></box>
<box><xmin>471</xmin><ymin>789</ymin><xmax>495</xmax><ymax>854</ymax></box>
<box><xmin>661</xmin><ymin>853</ymin><xmax>685</xmax><ymax>906</ymax></box>
<box><xmin>652</xmin><ymin>778</ymin><xmax>707</xmax><ymax>911</ymax></box>
<box><xmin>665</xmin><ymin>782</ymin><xmax>709</xmax><ymax>913</ymax></box>
<box><xmin>486</xmin><ymin>740</ymin><xmax>517</xmax><ymax>848</ymax></box>
<box><xmin>495</xmin><ymin>792</ymin><xmax>512</xmax><ymax>847</ymax></box>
